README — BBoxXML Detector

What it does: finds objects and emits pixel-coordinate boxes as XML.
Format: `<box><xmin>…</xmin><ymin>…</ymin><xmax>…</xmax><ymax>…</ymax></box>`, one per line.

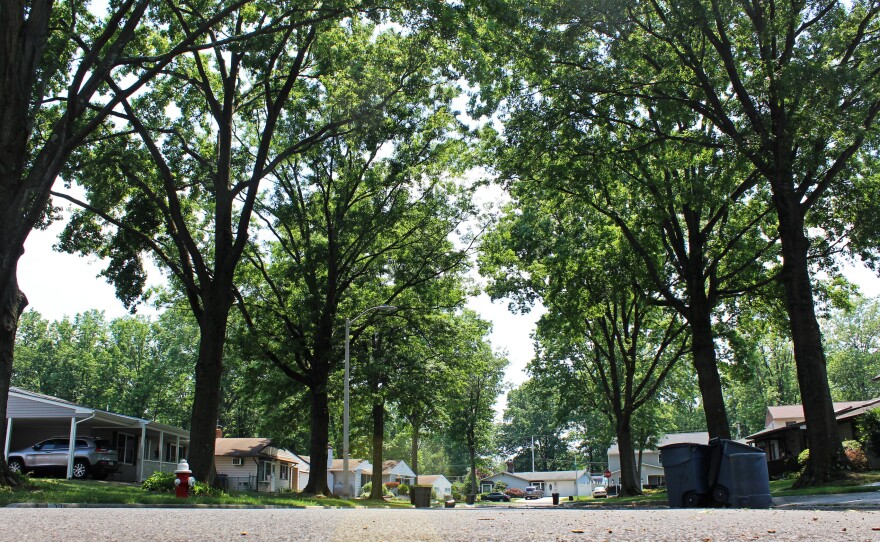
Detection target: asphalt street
<box><xmin>1</xmin><ymin>507</ymin><xmax>879</xmax><ymax>542</ymax></box>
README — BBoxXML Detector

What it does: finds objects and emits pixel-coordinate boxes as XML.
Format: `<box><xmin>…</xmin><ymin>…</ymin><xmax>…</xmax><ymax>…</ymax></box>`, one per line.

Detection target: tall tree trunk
<box><xmin>0</xmin><ymin>269</ymin><xmax>26</xmax><ymax>486</ymax></box>
<box><xmin>467</xmin><ymin>428</ymin><xmax>477</xmax><ymax>495</ymax></box>
<box><xmin>615</xmin><ymin>414</ymin><xmax>641</xmax><ymax>497</ymax></box>
<box><xmin>410</xmin><ymin>422</ymin><xmax>420</xmax><ymax>484</ymax></box>
<box><xmin>303</xmin><ymin>381</ymin><xmax>331</xmax><ymax>495</ymax></box>
<box><xmin>690</xmin><ymin>310</ymin><xmax>731</xmax><ymax>439</ymax></box>
<box><xmin>187</xmin><ymin>302</ymin><xmax>230</xmax><ymax>484</ymax></box>
<box><xmin>369</xmin><ymin>399</ymin><xmax>385</xmax><ymax>500</ymax></box>
<box><xmin>774</xmin><ymin>190</ymin><xmax>845</xmax><ymax>487</ymax></box>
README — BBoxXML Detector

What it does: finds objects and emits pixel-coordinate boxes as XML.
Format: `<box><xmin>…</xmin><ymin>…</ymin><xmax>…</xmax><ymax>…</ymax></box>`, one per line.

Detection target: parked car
<box><xmin>525</xmin><ymin>486</ymin><xmax>545</xmax><ymax>499</ymax></box>
<box><xmin>481</xmin><ymin>492</ymin><xmax>511</xmax><ymax>502</ymax></box>
<box><xmin>592</xmin><ymin>485</ymin><xmax>608</xmax><ymax>499</ymax></box>
<box><xmin>6</xmin><ymin>436</ymin><xmax>120</xmax><ymax>480</ymax></box>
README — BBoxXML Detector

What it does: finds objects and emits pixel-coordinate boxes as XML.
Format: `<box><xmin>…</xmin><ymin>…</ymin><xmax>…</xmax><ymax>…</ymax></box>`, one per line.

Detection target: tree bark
<box><xmin>410</xmin><ymin>423</ymin><xmax>420</xmax><ymax>484</ymax></box>
<box><xmin>369</xmin><ymin>399</ymin><xmax>385</xmax><ymax>500</ymax></box>
<box><xmin>690</xmin><ymin>307</ymin><xmax>731</xmax><ymax>439</ymax></box>
<box><xmin>467</xmin><ymin>428</ymin><xmax>477</xmax><ymax>495</ymax></box>
<box><xmin>303</xmin><ymin>382</ymin><xmax>332</xmax><ymax>495</ymax></box>
<box><xmin>186</xmin><ymin>302</ymin><xmax>230</xmax><ymax>484</ymax></box>
<box><xmin>0</xmin><ymin>269</ymin><xmax>27</xmax><ymax>486</ymax></box>
<box><xmin>615</xmin><ymin>415</ymin><xmax>641</xmax><ymax>497</ymax></box>
<box><xmin>773</xmin><ymin>190</ymin><xmax>845</xmax><ymax>487</ymax></box>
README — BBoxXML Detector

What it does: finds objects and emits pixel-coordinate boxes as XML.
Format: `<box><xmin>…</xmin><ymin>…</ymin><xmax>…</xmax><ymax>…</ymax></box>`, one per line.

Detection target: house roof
<box><xmin>8</xmin><ymin>387</ymin><xmax>189</xmax><ymax>438</ymax></box>
<box><xmin>383</xmin><ymin>460</ymin><xmax>400</xmax><ymax>471</ymax></box>
<box><xmin>214</xmin><ymin>438</ymin><xmax>298</xmax><ymax>464</ymax></box>
<box><xmin>748</xmin><ymin>398</ymin><xmax>880</xmax><ymax>441</ymax></box>
<box><xmin>328</xmin><ymin>458</ymin><xmax>368</xmax><ymax>472</ymax></box>
<box><xmin>767</xmin><ymin>401</ymin><xmax>876</xmax><ymax>422</ymax></box>
<box><xmin>418</xmin><ymin>475</ymin><xmax>446</xmax><ymax>485</ymax></box>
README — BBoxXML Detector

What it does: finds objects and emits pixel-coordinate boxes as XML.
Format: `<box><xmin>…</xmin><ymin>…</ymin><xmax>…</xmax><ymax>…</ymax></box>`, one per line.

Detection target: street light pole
<box><xmin>343</xmin><ymin>304</ymin><xmax>395</xmax><ymax>499</ymax></box>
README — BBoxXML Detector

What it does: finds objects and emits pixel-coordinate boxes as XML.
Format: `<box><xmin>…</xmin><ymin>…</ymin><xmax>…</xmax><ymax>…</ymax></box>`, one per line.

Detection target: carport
<box><xmin>4</xmin><ymin>387</ymin><xmax>189</xmax><ymax>482</ymax></box>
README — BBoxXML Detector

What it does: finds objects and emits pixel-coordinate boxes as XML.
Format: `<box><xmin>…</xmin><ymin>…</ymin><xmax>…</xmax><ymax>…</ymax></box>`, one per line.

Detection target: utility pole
<box><xmin>531</xmin><ymin>435</ymin><xmax>535</xmax><ymax>472</ymax></box>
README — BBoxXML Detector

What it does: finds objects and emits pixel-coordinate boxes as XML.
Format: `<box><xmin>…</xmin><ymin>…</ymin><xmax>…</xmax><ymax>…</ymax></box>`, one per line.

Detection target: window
<box><xmin>232</xmin><ymin>457</ymin><xmax>243</xmax><ymax>466</ymax></box>
<box><xmin>116</xmin><ymin>433</ymin><xmax>136</xmax><ymax>465</ymax></box>
<box><xmin>258</xmin><ymin>460</ymin><xmax>273</xmax><ymax>481</ymax></box>
<box><xmin>280</xmin><ymin>464</ymin><xmax>289</xmax><ymax>480</ymax></box>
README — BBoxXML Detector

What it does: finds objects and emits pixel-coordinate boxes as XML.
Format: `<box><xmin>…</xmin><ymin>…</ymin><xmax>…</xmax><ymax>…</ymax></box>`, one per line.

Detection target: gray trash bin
<box><xmin>660</xmin><ymin>442</ymin><xmax>711</xmax><ymax>508</ymax></box>
<box><xmin>707</xmin><ymin>438</ymin><xmax>771</xmax><ymax>508</ymax></box>
<box><xmin>412</xmin><ymin>485</ymin><xmax>432</xmax><ymax>508</ymax></box>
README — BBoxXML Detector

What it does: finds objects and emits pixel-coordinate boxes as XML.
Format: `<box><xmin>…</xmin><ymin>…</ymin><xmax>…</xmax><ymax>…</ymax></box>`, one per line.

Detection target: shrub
<box><xmin>797</xmin><ymin>448</ymin><xmax>810</xmax><ymax>468</ymax></box>
<box><xmin>142</xmin><ymin>471</ymin><xmax>176</xmax><ymax>492</ymax></box>
<box><xmin>191</xmin><ymin>481</ymin><xmax>226</xmax><ymax>497</ymax></box>
<box><xmin>844</xmin><ymin>440</ymin><xmax>870</xmax><ymax>471</ymax></box>
<box><xmin>360</xmin><ymin>482</ymin><xmax>393</xmax><ymax>497</ymax></box>
<box><xmin>505</xmin><ymin>488</ymin><xmax>525</xmax><ymax>498</ymax></box>
<box><xmin>385</xmin><ymin>481</ymin><xmax>400</xmax><ymax>491</ymax></box>
<box><xmin>493</xmin><ymin>481</ymin><xmax>507</xmax><ymax>492</ymax></box>
<box><xmin>398</xmin><ymin>483</ymin><xmax>410</xmax><ymax>496</ymax></box>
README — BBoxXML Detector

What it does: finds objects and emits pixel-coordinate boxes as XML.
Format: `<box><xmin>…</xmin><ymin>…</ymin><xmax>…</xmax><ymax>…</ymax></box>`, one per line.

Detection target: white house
<box><xmin>606</xmin><ymin>431</ymin><xmax>710</xmax><ymax>490</ymax></box>
<box><xmin>214</xmin><ymin>436</ymin><xmax>299</xmax><ymax>492</ymax></box>
<box><xmin>4</xmin><ymin>386</ymin><xmax>189</xmax><ymax>482</ymax></box>
<box><xmin>381</xmin><ymin>459</ymin><xmax>416</xmax><ymax>485</ymax></box>
<box><xmin>328</xmin><ymin>453</ymin><xmax>373</xmax><ymax>497</ymax></box>
<box><xmin>289</xmin><ymin>452</ymin><xmax>310</xmax><ymax>491</ymax></box>
<box><xmin>418</xmin><ymin>474</ymin><xmax>452</xmax><ymax>498</ymax></box>
<box><xmin>479</xmin><ymin>470</ymin><xmax>593</xmax><ymax>498</ymax></box>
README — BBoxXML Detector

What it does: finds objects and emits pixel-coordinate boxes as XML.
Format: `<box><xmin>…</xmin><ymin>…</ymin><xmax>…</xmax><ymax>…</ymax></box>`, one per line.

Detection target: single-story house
<box><xmin>418</xmin><ymin>474</ymin><xmax>452</xmax><ymax>498</ymax></box>
<box><xmin>214</xmin><ymin>435</ymin><xmax>299</xmax><ymax>492</ymax></box>
<box><xmin>607</xmin><ymin>431</ymin><xmax>710</xmax><ymax>491</ymax></box>
<box><xmin>4</xmin><ymin>386</ymin><xmax>189</xmax><ymax>482</ymax></box>
<box><xmin>746</xmin><ymin>398</ymin><xmax>880</xmax><ymax>476</ymax></box>
<box><xmin>381</xmin><ymin>459</ymin><xmax>416</xmax><ymax>485</ymax></box>
<box><xmin>328</xmin><ymin>452</ymin><xmax>373</xmax><ymax>497</ymax></box>
<box><xmin>289</xmin><ymin>452</ymin><xmax>310</xmax><ymax>491</ymax></box>
<box><xmin>479</xmin><ymin>469</ymin><xmax>593</xmax><ymax>498</ymax></box>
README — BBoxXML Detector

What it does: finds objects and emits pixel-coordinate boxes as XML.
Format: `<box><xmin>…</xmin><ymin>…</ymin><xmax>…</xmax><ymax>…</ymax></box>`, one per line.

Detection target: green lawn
<box><xmin>0</xmin><ymin>478</ymin><xmax>413</xmax><ymax>507</ymax></box>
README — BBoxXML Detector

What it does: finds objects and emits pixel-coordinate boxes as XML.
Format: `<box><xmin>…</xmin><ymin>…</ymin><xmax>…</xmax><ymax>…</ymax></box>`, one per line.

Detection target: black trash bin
<box><xmin>707</xmin><ymin>438</ymin><xmax>772</xmax><ymax>508</ymax></box>
<box><xmin>660</xmin><ymin>442</ymin><xmax>711</xmax><ymax>508</ymax></box>
<box><xmin>412</xmin><ymin>485</ymin><xmax>432</xmax><ymax>508</ymax></box>
<box><xmin>551</xmin><ymin>492</ymin><xmax>560</xmax><ymax>505</ymax></box>
<box><xmin>466</xmin><ymin>493</ymin><xmax>476</xmax><ymax>505</ymax></box>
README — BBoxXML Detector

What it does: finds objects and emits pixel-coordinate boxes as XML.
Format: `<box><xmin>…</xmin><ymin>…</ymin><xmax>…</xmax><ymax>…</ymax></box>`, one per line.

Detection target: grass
<box><xmin>564</xmin><ymin>471</ymin><xmax>880</xmax><ymax>506</ymax></box>
<box><xmin>0</xmin><ymin>478</ymin><xmax>414</xmax><ymax>508</ymax></box>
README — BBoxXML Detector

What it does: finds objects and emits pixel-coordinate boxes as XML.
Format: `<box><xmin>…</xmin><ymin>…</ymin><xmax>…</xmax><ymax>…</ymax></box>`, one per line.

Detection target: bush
<box><xmin>191</xmin><ymin>481</ymin><xmax>226</xmax><ymax>497</ymax></box>
<box><xmin>505</xmin><ymin>488</ymin><xmax>525</xmax><ymax>498</ymax></box>
<box><xmin>360</xmin><ymin>482</ymin><xmax>393</xmax><ymax>497</ymax></box>
<box><xmin>398</xmin><ymin>483</ymin><xmax>410</xmax><ymax>496</ymax></box>
<box><xmin>142</xmin><ymin>471</ymin><xmax>176</xmax><ymax>492</ymax></box>
<box><xmin>797</xmin><ymin>448</ymin><xmax>810</xmax><ymax>468</ymax></box>
<box><xmin>385</xmin><ymin>481</ymin><xmax>400</xmax><ymax>491</ymax></box>
<box><xmin>844</xmin><ymin>440</ymin><xmax>870</xmax><ymax>471</ymax></box>
<box><xmin>493</xmin><ymin>481</ymin><xmax>507</xmax><ymax>491</ymax></box>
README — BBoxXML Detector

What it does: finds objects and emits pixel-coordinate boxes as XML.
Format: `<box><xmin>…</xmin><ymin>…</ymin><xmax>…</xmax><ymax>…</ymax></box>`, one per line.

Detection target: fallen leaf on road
<box><xmin>872</xmin><ymin>527</ymin><xmax>880</xmax><ymax>531</ymax></box>
<box><xmin>841</xmin><ymin>528</ymin><xmax>847</xmax><ymax>532</ymax></box>
<box><xmin>767</xmin><ymin>530</ymin><xmax>776</xmax><ymax>534</ymax></box>
<box><xmin>240</xmin><ymin>533</ymin><xmax>247</xmax><ymax>536</ymax></box>
<box><xmin>478</xmin><ymin>518</ymin><xmax>494</xmax><ymax>521</ymax></box>
<box><xmin>570</xmin><ymin>530</ymin><xmax>584</xmax><ymax>534</ymax></box>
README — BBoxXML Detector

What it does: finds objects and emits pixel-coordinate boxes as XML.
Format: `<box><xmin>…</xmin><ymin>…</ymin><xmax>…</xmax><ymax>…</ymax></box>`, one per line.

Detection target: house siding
<box><xmin>216</xmin><ymin>456</ymin><xmax>259</xmax><ymax>490</ymax></box>
<box><xmin>6</xmin><ymin>395</ymin><xmax>79</xmax><ymax>418</ymax></box>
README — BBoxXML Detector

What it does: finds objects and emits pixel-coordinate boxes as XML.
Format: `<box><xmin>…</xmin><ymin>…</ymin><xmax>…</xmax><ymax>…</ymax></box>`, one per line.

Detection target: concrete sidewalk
<box><xmin>772</xmin><ymin>490</ymin><xmax>880</xmax><ymax>509</ymax></box>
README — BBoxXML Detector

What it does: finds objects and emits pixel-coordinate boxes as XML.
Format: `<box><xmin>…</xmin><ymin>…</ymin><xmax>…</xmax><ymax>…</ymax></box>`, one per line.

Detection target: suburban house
<box><xmin>479</xmin><ymin>469</ymin><xmax>594</xmax><ymax>498</ymax></box>
<box><xmin>4</xmin><ymin>387</ymin><xmax>189</xmax><ymax>482</ymax></box>
<box><xmin>289</xmin><ymin>452</ymin><xmax>310</xmax><ymax>491</ymax></box>
<box><xmin>328</xmin><ymin>450</ymin><xmax>373</xmax><ymax>497</ymax></box>
<box><xmin>746</xmin><ymin>398</ymin><xmax>880</xmax><ymax>476</ymax></box>
<box><xmin>381</xmin><ymin>459</ymin><xmax>416</xmax><ymax>486</ymax></box>
<box><xmin>214</xmin><ymin>436</ymin><xmax>299</xmax><ymax>492</ymax></box>
<box><xmin>607</xmin><ymin>431</ymin><xmax>710</xmax><ymax>492</ymax></box>
<box><xmin>418</xmin><ymin>474</ymin><xmax>452</xmax><ymax>498</ymax></box>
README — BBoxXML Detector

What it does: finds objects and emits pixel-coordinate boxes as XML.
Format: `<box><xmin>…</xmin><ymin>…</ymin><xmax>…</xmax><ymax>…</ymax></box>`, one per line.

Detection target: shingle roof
<box><xmin>607</xmin><ymin>432</ymin><xmax>709</xmax><ymax>454</ymax></box>
<box><xmin>418</xmin><ymin>475</ymin><xmax>441</xmax><ymax>484</ymax></box>
<box><xmin>481</xmin><ymin>470</ymin><xmax>583</xmax><ymax>482</ymax></box>
<box><xmin>214</xmin><ymin>438</ymin><xmax>297</xmax><ymax>464</ymax></box>
<box><xmin>767</xmin><ymin>401</ymin><xmax>876</xmax><ymax>422</ymax></box>
<box><xmin>328</xmin><ymin>458</ymin><xmax>367</xmax><ymax>471</ymax></box>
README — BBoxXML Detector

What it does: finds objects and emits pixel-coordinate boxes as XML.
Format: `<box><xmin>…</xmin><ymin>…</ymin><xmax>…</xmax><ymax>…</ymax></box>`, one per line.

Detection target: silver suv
<box><xmin>7</xmin><ymin>436</ymin><xmax>120</xmax><ymax>480</ymax></box>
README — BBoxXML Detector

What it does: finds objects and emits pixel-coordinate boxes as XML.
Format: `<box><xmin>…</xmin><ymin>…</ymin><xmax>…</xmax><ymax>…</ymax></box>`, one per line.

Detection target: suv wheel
<box><xmin>72</xmin><ymin>460</ymin><xmax>89</xmax><ymax>479</ymax></box>
<box><xmin>8</xmin><ymin>458</ymin><xmax>23</xmax><ymax>474</ymax></box>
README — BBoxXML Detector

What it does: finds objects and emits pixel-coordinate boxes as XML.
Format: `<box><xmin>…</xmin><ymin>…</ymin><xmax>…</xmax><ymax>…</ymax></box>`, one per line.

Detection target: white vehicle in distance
<box><xmin>592</xmin><ymin>486</ymin><xmax>608</xmax><ymax>498</ymax></box>
<box><xmin>524</xmin><ymin>486</ymin><xmax>544</xmax><ymax>499</ymax></box>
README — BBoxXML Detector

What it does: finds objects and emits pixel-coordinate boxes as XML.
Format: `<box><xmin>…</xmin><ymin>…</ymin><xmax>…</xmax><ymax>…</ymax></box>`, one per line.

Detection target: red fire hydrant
<box><xmin>174</xmin><ymin>459</ymin><xmax>196</xmax><ymax>498</ymax></box>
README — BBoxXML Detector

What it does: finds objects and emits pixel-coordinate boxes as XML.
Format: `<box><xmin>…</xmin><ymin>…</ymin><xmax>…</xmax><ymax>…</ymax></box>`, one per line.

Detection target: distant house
<box><xmin>289</xmin><ymin>452</ymin><xmax>310</xmax><ymax>491</ymax></box>
<box><xmin>746</xmin><ymin>398</ymin><xmax>880</xmax><ymax>476</ymax></box>
<box><xmin>4</xmin><ymin>386</ymin><xmax>189</xmax><ymax>482</ymax></box>
<box><xmin>418</xmin><ymin>474</ymin><xmax>452</xmax><ymax>498</ymax></box>
<box><xmin>328</xmin><ymin>453</ymin><xmax>373</xmax><ymax>497</ymax></box>
<box><xmin>607</xmin><ymin>431</ymin><xmax>710</xmax><ymax>491</ymax></box>
<box><xmin>214</xmin><ymin>436</ymin><xmax>299</xmax><ymax>492</ymax></box>
<box><xmin>381</xmin><ymin>459</ymin><xmax>416</xmax><ymax>485</ymax></box>
<box><xmin>479</xmin><ymin>469</ymin><xmax>593</xmax><ymax>498</ymax></box>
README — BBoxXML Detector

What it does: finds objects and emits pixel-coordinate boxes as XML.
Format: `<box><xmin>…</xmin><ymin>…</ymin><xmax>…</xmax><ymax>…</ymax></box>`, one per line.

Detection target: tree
<box><xmin>0</xmin><ymin>0</ymin><xmax>254</xmax><ymax>486</ymax></box>
<box><xmin>232</xmin><ymin>28</ymin><xmax>477</xmax><ymax>493</ymax></box>
<box><xmin>824</xmin><ymin>295</ymin><xmax>880</xmax><ymax>401</ymax></box>
<box><xmin>444</xmin><ymin>314</ymin><xmax>507</xmax><ymax>496</ymax></box>
<box><xmin>580</xmin><ymin>0</ymin><xmax>880</xmax><ymax>486</ymax></box>
<box><xmin>53</xmin><ymin>3</ymin><xmax>394</xmax><ymax>482</ymax></box>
